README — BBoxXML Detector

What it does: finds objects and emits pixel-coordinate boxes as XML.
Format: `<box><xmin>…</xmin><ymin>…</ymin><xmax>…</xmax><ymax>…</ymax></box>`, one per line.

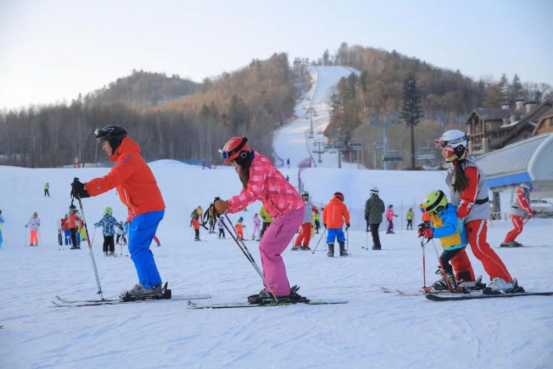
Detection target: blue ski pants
<box><xmin>128</xmin><ymin>210</ymin><xmax>164</xmax><ymax>289</ymax></box>
<box><xmin>326</xmin><ymin>228</ymin><xmax>345</xmax><ymax>243</ymax></box>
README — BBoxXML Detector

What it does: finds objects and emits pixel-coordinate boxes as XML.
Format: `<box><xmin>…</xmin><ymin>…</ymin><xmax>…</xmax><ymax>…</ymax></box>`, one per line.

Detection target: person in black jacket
<box><xmin>364</xmin><ymin>187</ymin><xmax>385</xmax><ymax>250</ymax></box>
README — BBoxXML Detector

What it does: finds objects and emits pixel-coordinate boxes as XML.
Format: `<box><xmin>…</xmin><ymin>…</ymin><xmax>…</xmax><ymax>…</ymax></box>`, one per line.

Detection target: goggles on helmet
<box><xmin>218</xmin><ymin>137</ymin><xmax>249</xmax><ymax>162</ymax></box>
<box><xmin>435</xmin><ymin>135</ymin><xmax>466</xmax><ymax>149</ymax></box>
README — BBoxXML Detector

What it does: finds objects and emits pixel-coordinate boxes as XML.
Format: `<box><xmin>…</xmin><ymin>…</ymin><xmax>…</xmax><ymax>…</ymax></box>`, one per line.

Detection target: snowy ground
<box><xmin>1</xmin><ymin>164</ymin><xmax>552</xmax><ymax>369</ymax></box>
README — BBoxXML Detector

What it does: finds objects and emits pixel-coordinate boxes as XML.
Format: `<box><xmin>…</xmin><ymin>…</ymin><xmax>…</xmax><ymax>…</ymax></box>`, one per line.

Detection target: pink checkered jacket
<box><xmin>226</xmin><ymin>151</ymin><xmax>303</xmax><ymax>217</ymax></box>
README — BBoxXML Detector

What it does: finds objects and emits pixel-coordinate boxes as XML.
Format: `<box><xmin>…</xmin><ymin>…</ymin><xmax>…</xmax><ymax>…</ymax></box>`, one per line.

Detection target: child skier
<box><xmin>192</xmin><ymin>216</ymin><xmax>201</xmax><ymax>241</ymax></box>
<box><xmin>217</xmin><ymin>217</ymin><xmax>225</xmax><ymax>238</ymax></box>
<box><xmin>116</xmin><ymin>221</ymin><xmax>127</xmax><ymax>245</ymax></box>
<box><xmin>314</xmin><ymin>211</ymin><xmax>321</xmax><ymax>234</ymax></box>
<box><xmin>293</xmin><ymin>191</ymin><xmax>318</xmax><ymax>251</ymax></box>
<box><xmin>251</xmin><ymin>214</ymin><xmax>261</xmax><ymax>240</ymax></box>
<box><xmin>94</xmin><ymin>206</ymin><xmax>122</xmax><ymax>256</ymax></box>
<box><xmin>323</xmin><ymin>192</ymin><xmax>350</xmax><ymax>257</ymax></box>
<box><xmin>65</xmin><ymin>206</ymin><xmax>82</xmax><ymax>249</ymax></box>
<box><xmin>44</xmin><ymin>183</ymin><xmax>50</xmax><ymax>197</ymax></box>
<box><xmin>418</xmin><ymin>190</ymin><xmax>468</xmax><ymax>291</ymax></box>
<box><xmin>25</xmin><ymin>212</ymin><xmax>41</xmax><ymax>246</ymax></box>
<box><xmin>386</xmin><ymin>205</ymin><xmax>398</xmax><ymax>234</ymax></box>
<box><xmin>236</xmin><ymin>217</ymin><xmax>246</xmax><ymax>240</ymax></box>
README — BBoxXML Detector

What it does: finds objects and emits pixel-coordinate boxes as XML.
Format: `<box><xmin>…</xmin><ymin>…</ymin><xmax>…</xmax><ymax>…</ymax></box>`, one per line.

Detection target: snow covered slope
<box><xmin>273</xmin><ymin>66</ymin><xmax>358</xmax><ymax>169</ymax></box>
<box><xmin>1</xmin><ymin>164</ymin><xmax>552</xmax><ymax>369</ymax></box>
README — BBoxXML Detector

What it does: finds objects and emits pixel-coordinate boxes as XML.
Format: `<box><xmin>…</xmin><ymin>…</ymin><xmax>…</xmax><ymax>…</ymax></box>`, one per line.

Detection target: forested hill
<box><xmin>85</xmin><ymin>70</ymin><xmax>198</xmax><ymax>108</ymax></box>
<box><xmin>156</xmin><ymin>53</ymin><xmax>299</xmax><ymax>129</ymax></box>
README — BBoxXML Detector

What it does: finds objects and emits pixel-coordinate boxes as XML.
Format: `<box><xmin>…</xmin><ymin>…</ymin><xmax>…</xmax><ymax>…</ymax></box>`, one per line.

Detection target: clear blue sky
<box><xmin>1</xmin><ymin>0</ymin><xmax>551</xmax><ymax>109</ymax></box>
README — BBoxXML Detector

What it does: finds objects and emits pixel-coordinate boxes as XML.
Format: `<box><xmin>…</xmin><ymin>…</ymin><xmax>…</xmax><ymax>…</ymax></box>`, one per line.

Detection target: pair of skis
<box><xmin>380</xmin><ymin>286</ymin><xmax>553</xmax><ymax>301</ymax></box>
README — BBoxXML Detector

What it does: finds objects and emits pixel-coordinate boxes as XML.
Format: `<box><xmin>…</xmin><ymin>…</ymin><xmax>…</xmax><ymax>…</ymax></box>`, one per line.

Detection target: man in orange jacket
<box><xmin>323</xmin><ymin>192</ymin><xmax>350</xmax><ymax>257</ymax></box>
<box><xmin>71</xmin><ymin>125</ymin><xmax>166</xmax><ymax>301</ymax></box>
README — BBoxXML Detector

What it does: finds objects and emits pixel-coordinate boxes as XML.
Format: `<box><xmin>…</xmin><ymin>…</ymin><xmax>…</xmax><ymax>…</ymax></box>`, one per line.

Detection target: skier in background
<box><xmin>287</xmin><ymin>158</ymin><xmax>290</xmax><ymax>168</ymax></box>
<box><xmin>196</xmin><ymin>206</ymin><xmax>203</xmax><ymax>223</ymax></box>
<box><xmin>0</xmin><ymin>210</ymin><xmax>4</xmax><ymax>248</ymax></box>
<box><xmin>406</xmin><ymin>207</ymin><xmax>414</xmax><ymax>230</ymax></box>
<box><xmin>292</xmin><ymin>191</ymin><xmax>318</xmax><ymax>251</ymax></box>
<box><xmin>217</xmin><ymin>217</ymin><xmax>225</xmax><ymax>239</ymax></box>
<box><xmin>235</xmin><ymin>217</ymin><xmax>245</xmax><ymax>240</ymax></box>
<box><xmin>314</xmin><ymin>211</ymin><xmax>321</xmax><ymax>234</ymax></box>
<box><xmin>116</xmin><ymin>221</ymin><xmax>127</xmax><ymax>245</ymax></box>
<box><xmin>386</xmin><ymin>205</ymin><xmax>398</xmax><ymax>234</ymax></box>
<box><xmin>44</xmin><ymin>183</ymin><xmax>50</xmax><ymax>197</ymax></box>
<box><xmin>61</xmin><ymin>215</ymin><xmax>71</xmax><ymax>245</ymax></box>
<box><xmin>74</xmin><ymin>156</ymin><xmax>80</xmax><ymax>168</ymax></box>
<box><xmin>192</xmin><ymin>216</ymin><xmax>201</xmax><ymax>241</ymax></box>
<box><xmin>365</xmin><ymin>187</ymin><xmax>385</xmax><ymax>250</ymax></box>
<box><xmin>251</xmin><ymin>213</ymin><xmax>261</xmax><ymax>240</ymax></box>
<box><xmin>94</xmin><ymin>206</ymin><xmax>122</xmax><ymax>256</ymax></box>
<box><xmin>437</xmin><ymin>129</ymin><xmax>515</xmax><ymax>292</ymax></box>
<box><xmin>501</xmin><ymin>183</ymin><xmax>536</xmax><ymax>247</ymax></box>
<box><xmin>25</xmin><ymin>212</ymin><xmax>41</xmax><ymax>246</ymax></box>
<box><xmin>259</xmin><ymin>206</ymin><xmax>272</xmax><ymax>239</ymax></box>
<box><xmin>71</xmin><ymin>125</ymin><xmax>167</xmax><ymax>300</ymax></box>
<box><xmin>213</xmin><ymin>136</ymin><xmax>307</xmax><ymax>304</ymax></box>
<box><xmin>323</xmin><ymin>192</ymin><xmax>350</xmax><ymax>257</ymax></box>
<box><xmin>65</xmin><ymin>205</ymin><xmax>82</xmax><ymax>249</ymax></box>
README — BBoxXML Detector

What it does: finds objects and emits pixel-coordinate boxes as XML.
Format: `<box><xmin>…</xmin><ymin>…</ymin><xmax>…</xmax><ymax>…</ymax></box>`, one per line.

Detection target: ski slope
<box><xmin>1</xmin><ymin>163</ymin><xmax>552</xmax><ymax>369</ymax></box>
<box><xmin>273</xmin><ymin>66</ymin><xmax>359</xmax><ymax>169</ymax></box>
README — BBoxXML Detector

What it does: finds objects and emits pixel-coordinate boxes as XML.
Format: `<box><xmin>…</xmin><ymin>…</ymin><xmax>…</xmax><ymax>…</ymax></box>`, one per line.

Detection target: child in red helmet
<box><xmin>213</xmin><ymin>137</ymin><xmax>307</xmax><ymax>304</ymax></box>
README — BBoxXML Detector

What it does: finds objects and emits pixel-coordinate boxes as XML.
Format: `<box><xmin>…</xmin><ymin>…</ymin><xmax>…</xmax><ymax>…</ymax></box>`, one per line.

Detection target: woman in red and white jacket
<box><xmin>213</xmin><ymin>137</ymin><xmax>307</xmax><ymax>304</ymax></box>
<box><xmin>501</xmin><ymin>183</ymin><xmax>535</xmax><ymax>247</ymax></box>
<box><xmin>437</xmin><ymin>129</ymin><xmax>515</xmax><ymax>292</ymax></box>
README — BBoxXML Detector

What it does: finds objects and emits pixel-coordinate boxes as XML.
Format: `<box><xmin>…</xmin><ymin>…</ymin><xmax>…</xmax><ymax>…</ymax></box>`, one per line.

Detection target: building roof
<box><xmin>474</xmin><ymin>132</ymin><xmax>553</xmax><ymax>188</ymax></box>
<box><xmin>472</xmin><ymin>108</ymin><xmax>517</xmax><ymax>121</ymax></box>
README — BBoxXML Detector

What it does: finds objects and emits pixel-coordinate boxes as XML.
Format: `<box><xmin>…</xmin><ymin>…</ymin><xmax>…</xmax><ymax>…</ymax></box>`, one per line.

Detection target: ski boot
<box><xmin>372</xmin><ymin>245</ymin><xmax>381</xmax><ymax>250</ymax></box>
<box><xmin>339</xmin><ymin>241</ymin><xmax>348</xmax><ymax>256</ymax></box>
<box><xmin>248</xmin><ymin>289</ymin><xmax>272</xmax><ymax>304</ymax></box>
<box><xmin>512</xmin><ymin>241</ymin><xmax>522</xmax><ymax>247</ymax></box>
<box><xmin>291</xmin><ymin>246</ymin><xmax>301</xmax><ymax>251</ymax></box>
<box><xmin>120</xmin><ymin>282</ymin><xmax>170</xmax><ymax>302</ymax></box>
<box><xmin>429</xmin><ymin>269</ymin><xmax>459</xmax><ymax>292</ymax></box>
<box><xmin>484</xmin><ymin>277</ymin><xmax>522</xmax><ymax>294</ymax></box>
<box><xmin>327</xmin><ymin>243</ymin><xmax>334</xmax><ymax>257</ymax></box>
<box><xmin>500</xmin><ymin>242</ymin><xmax>515</xmax><ymax>248</ymax></box>
<box><xmin>301</xmin><ymin>246</ymin><xmax>311</xmax><ymax>251</ymax></box>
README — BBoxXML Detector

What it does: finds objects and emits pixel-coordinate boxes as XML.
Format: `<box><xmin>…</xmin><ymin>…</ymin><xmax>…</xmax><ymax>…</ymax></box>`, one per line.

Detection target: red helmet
<box><xmin>219</xmin><ymin>137</ymin><xmax>250</xmax><ymax>164</ymax></box>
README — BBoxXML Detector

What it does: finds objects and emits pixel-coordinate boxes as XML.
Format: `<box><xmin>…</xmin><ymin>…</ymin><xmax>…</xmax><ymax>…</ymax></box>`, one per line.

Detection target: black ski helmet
<box><xmin>95</xmin><ymin>125</ymin><xmax>127</xmax><ymax>153</ymax></box>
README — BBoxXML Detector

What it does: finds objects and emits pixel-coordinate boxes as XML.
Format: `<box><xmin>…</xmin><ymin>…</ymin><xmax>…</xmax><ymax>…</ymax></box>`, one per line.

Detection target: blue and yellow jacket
<box><xmin>428</xmin><ymin>204</ymin><xmax>467</xmax><ymax>250</ymax></box>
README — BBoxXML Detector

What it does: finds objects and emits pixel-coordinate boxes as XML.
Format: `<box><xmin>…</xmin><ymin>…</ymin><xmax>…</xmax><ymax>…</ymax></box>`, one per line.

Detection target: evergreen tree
<box><xmin>511</xmin><ymin>74</ymin><xmax>523</xmax><ymax>104</ymax></box>
<box><xmin>400</xmin><ymin>76</ymin><xmax>423</xmax><ymax>169</ymax></box>
<box><xmin>499</xmin><ymin>74</ymin><xmax>510</xmax><ymax>104</ymax></box>
<box><xmin>323</xmin><ymin>49</ymin><xmax>330</xmax><ymax>66</ymax></box>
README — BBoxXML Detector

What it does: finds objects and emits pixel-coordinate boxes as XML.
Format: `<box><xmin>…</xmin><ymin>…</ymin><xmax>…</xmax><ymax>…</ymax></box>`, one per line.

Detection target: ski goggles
<box><xmin>435</xmin><ymin>135</ymin><xmax>466</xmax><ymax>149</ymax></box>
<box><xmin>217</xmin><ymin>149</ymin><xmax>231</xmax><ymax>161</ymax></box>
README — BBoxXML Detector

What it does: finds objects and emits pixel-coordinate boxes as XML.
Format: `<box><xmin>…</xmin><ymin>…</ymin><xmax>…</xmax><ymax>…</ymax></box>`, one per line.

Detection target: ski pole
<box><xmin>421</xmin><ymin>238</ymin><xmax>427</xmax><ymax>288</ymax></box>
<box><xmin>38</xmin><ymin>228</ymin><xmax>42</xmax><ymax>246</ymax></box>
<box><xmin>221</xmin><ymin>214</ymin><xmax>278</xmax><ymax>303</ymax></box>
<box><xmin>311</xmin><ymin>228</ymin><xmax>327</xmax><ymax>254</ymax></box>
<box><xmin>346</xmin><ymin>227</ymin><xmax>349</xmax><ymax>252</ymax></box>
<box><xmin>430</xmin><ymin>238</ymin><xmax>453</xmax><ymax>291</ymax></box>
<box><xmin>24</xmin><ymin>226</ymin><xmax>27</xmax><ymax>246</ymax></box>
<box><xmin>72</xmin><ymin>178</ymin><xmax>105</xmax><ymax>300</ymax></box>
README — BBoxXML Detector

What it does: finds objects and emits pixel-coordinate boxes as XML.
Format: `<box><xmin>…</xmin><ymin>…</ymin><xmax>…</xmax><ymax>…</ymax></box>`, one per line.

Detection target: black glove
<box><xmin>71</xmin><ymin>179</ymin><xmax>90</xmax><ymax>199</ymax></box>
<box><xmin>324</xmin><ymin>223</ymin><xmax>327</xmax><ymax>228</ymax></box>
<box><xmin>346</xmin><ymin>223</ymin><xmax>350</xmax><ymax>230</ymax></box>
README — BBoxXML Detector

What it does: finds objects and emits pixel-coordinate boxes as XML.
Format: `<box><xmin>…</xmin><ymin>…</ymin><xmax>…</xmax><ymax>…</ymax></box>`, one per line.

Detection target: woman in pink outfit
<box><xmin>214</xmin><ymin>137</ymin><xmax>306</xmax><ymax>304</ymax></box>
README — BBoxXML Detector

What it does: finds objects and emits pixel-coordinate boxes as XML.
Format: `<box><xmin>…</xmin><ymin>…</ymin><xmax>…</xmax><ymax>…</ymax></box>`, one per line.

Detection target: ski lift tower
<box><xmin>368</xmin><ymin>112</ymin><xmax>400</xmax><ymax>170</ymax></box>
<box><xmin>306</xmin><ymin>107</ymin><xmax>315</xmax><ymax>138</ymax></box>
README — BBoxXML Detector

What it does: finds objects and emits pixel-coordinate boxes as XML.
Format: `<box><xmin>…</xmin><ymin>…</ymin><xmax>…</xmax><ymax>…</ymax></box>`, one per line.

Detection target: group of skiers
<box><xmin>3</xmin><ymin>125</ymin><xmax>535</xmax><ymax>304</ymax></box>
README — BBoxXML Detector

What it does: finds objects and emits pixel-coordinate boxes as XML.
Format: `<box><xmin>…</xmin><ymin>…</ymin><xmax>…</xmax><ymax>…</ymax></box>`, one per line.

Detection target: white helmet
<box><xmin>370</xmin><ymin>187</ymin><xmax>379</xmax><ymax>194</ymax></box>
<box><xmin>520</xmin><ymin>182</ymin><xmax>533</xmax><ymax>192</ymax></box>
<box><xmin>435</xmin><ymin>130</ymin><xmax>467</xmax><ymax>149</ymax></box>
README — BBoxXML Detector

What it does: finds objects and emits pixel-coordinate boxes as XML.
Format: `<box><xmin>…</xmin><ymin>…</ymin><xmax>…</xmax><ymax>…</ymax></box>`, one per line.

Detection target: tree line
<box><xmin>0</xmin><ymin>53</ymin><xmax>302</xmax><ymax>168</ymax></box>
